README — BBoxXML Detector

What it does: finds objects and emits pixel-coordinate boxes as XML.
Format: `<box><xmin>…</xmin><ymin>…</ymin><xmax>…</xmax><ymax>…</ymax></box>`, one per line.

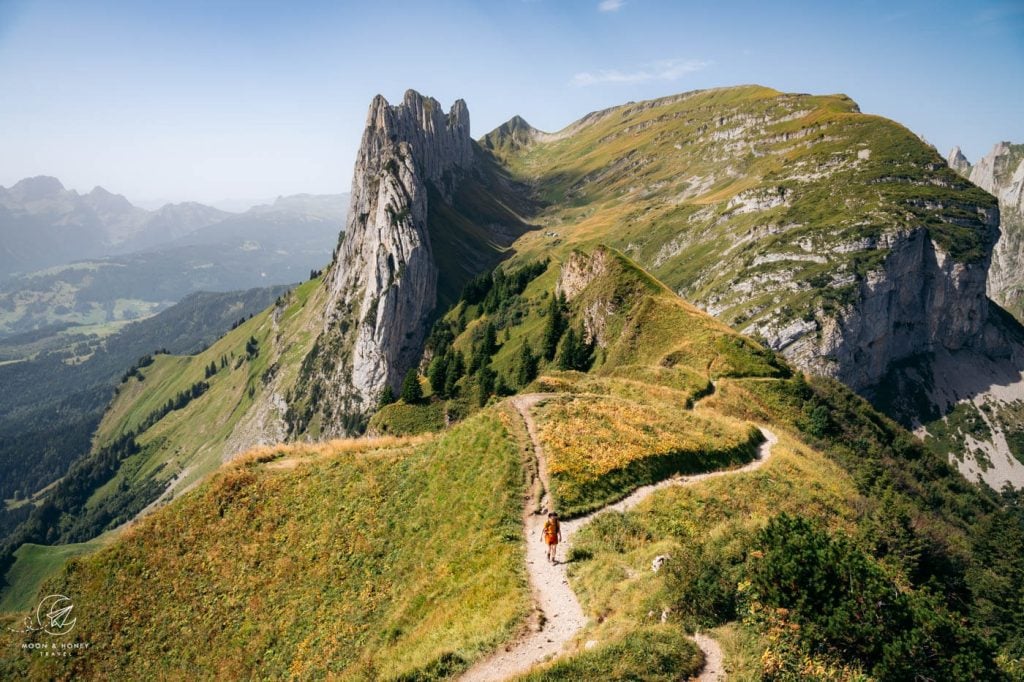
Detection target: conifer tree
<box><xmin>556</xmin><ymin>328</ymin><xmax>579</xmax><ymax>370</ymax></box>
<box><xmin>444</xmin><ymin>351</ymin><xmax>465</xmax><ymax>396</ymax></box>
<box><xmin>400</xmin><ymin>368</ymin><xmax>423</xmax><ymax>404</ymax></box>
<box><xmin>477</xmin><ymin>366</ymin><xmax>496</xmax><ymax>407</ymax></box>
<box><xmin>377</xmin><ymin>385</ymin><xmax>396</xmax><ymax>408</ymax></box>
<box><xmin>427</xmin><ymin>354</ymin><xmax>449</xmax><ymax>397</ymax></box>
<box><xmin>482</xmin><ymin>321</ymin><xmax>498</xmax><ymax>356</ymax></box>
<box><xmin>516</xmin><ymin>342</ymin><xmax>539</xmax><ymax>387</ymax></box>
<box><xmin>541</xmin><ymin>294</ymin><xmax>565</xmax><ymax>361</ymax></box>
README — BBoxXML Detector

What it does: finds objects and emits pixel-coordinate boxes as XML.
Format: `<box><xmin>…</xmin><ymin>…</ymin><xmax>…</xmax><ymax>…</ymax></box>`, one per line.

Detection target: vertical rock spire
<box><xmin>289</xmin><ymin>91</ymin><xmax>476</xmax><ymax>435</ymax></box>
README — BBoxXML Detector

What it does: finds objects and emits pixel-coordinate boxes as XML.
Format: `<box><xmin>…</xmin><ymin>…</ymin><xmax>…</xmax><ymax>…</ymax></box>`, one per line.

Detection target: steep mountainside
<box><xmin>0</xmin><ymin>285</ymin><xmax>290</xmax><ymax>533</ymax></box>
<box><xmin>497</xmin><ymin>86</ymin><xmax>999</xmax><ymax>391</ymax></box>
<box><xmin>5</xmin><ymin>248</ymin><xmax>1021</xmax><ymax>680</ymax></box>
<box><xmin>484</xmin><ymin>86</ymin><xmax>1024</xmax><ymax>490</ymax></box>
<box><xmin>287</xmin><ymin>91</ymin><xmax>531</xmax><ymax>435</ymax></box>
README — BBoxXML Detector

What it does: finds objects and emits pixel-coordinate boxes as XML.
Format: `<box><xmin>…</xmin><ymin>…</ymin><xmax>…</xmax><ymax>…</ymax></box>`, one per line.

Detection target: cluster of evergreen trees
<box><xmin>135</xmin><ymin>380</ymin><xmax>210</xmax><ymax>435</ymax></box>
<box><xmin>203</xmin><ymin>355</ymin><xmax>228</xmax><ymax>379</ymax></box>
<box><xmin>461</xmin><ymin>259</ymin><xmax>547</xmax><ymax>313</ymax></box>
<box><xmin>382</xmin><ymin>259</ymin><xmax>598</xmax><ymax>415</ymax></box>
<box><xmin>119</xmin><ymin>349</ymin><xmax>170</xmax><ymax>384</ymax></box>
<box><xmin>540</xmin><ymin>293</ymin><xmax>594</xmax><ymax>372</ymax></box>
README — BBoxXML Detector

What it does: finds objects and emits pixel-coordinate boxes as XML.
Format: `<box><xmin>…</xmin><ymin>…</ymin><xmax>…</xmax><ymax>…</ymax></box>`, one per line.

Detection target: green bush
<box><xmin>744</xmin><ymin>514</ymin><xmax>1003</xmax><ymax>680</ymax></box>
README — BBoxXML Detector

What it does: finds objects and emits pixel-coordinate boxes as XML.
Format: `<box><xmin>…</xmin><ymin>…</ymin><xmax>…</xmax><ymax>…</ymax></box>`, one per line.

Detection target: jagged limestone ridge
<box><xmin>291</xmin><ymin>90</ymin><xmax>474</xmax><ymax>435</ymax></box>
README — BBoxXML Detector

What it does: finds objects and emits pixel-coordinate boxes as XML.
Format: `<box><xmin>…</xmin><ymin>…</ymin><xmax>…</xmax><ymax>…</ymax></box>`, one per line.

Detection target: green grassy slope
<box><xmin>3</xmin><ymin>247</ymin><xmax>1022</xmax><ymax>679</ymax></box>
<box><xmin>369</xmin><ymin>246</ymin><xmax>1022</xmax><ymax>678</ymax></box>
<box><xmin>0</xmin><ymin>278</ymin><xmax>329</xmax><ymax>570</ymax></box>
<box><xmin>0</xmin><ymin>412</ymin><xmax>529</xmax><ymax>681</ymax></box>
<box><xmin>497</xmin><ymin>85</ymin><xmax>996</xmax><ymax>337</ymax></box>
<box><xmin>0</xmin><ymin>538</ymin><xmax>108</xmax><ymax>612</ymax></box>
<box><xmin>93</xmin><ymin>278</ymin><xmax>326</xmax><ymax>501</ymax></box>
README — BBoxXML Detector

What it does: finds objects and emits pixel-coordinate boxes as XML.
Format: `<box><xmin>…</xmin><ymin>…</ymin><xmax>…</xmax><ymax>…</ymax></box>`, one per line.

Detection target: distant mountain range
<box><xmin>0</xmin><ymin>176</ymin><xmax>231</xmax><ymax>276</ymax></box>
<box><xmin>0</xmin><ymin>179</ymin><xmax>347</xmax><ymax>337</ymax></box>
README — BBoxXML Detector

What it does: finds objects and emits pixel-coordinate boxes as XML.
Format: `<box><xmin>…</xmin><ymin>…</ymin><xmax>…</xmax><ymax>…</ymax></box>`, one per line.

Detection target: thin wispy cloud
<box><xmin>571</xmin><ymin>58</ymin><xmax>710</xmax><ymax>87</ymax></box>
<box><xmin>598</xmin><ymin>0</ymin><xmax>624</xmax><ymax>12</ymax></box>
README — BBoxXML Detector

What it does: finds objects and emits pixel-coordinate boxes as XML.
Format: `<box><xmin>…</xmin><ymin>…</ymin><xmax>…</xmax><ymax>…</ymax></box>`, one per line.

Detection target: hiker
<box><xmin>542</xmin><ymin>512</ymin><xmax>561</xmax><ymax>563</ymax></box>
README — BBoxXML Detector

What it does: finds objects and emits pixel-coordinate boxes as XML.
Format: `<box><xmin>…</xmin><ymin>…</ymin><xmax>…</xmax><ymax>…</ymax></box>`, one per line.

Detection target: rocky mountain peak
<box><xmin>482</xmin><ymin>115</ymin><xmax>541</xmax><ymax>154</ymax></box>
<box><xmin>85</xmin><ymin>185</ymin><xmax>136</xmax><ymax>214</ymax></box>
<box><xmin>290</xmin><ymin>91</ymin><xmax>479</xmax><ymax>434</ymax></box>
<box><xmin>947</xmin><ymin>146</ymin><xmax>971</xmax><ymax>174</ymax></box>
<box><xmin>968</xmin><ymin>141</ymin><xmax>1024</xmax><ymax>213</ymax></box>
<box><xmin>361</xmin><ymin>90</ymin><xmax>473</xmax><ymax>199</ymax></box>
<box><xmin>7</xmin><ymin>175</ymin><xmax>66</xmax><ymax>202</ymax></box>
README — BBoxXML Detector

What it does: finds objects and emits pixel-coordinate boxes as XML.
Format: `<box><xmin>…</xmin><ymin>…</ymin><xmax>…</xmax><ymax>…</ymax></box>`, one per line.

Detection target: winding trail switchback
<box><xmin>461</xmin><ymin>393</ymin><xmax>777</xmax><ymax>681</ymax></box>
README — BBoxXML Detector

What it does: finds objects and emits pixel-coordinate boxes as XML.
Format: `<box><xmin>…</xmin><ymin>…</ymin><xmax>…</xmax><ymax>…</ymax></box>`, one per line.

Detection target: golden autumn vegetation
<box><xmin>1</xmin><ymin>410</ymin><xmax>530</xmax><ymax>681</ymax></box>
<box><xmin>534</xmin><ymin>392</ymin><xmax>762</xmax><ymax>516</ymax></box>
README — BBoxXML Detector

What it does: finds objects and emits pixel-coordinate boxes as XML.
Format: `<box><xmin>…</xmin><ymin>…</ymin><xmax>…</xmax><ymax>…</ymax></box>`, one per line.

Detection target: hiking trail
<box><xmin>460</xmin><ymin>392</ymin><xmax>777</xmax><ymax>681</ymax></box>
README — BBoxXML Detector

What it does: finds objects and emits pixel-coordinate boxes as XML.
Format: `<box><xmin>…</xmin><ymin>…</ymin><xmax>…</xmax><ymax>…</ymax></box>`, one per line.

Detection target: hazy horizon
<box><xmin>1</xmin><ymin>0</ymin><xmax>1021</xmax><ymax>205</ymax></box>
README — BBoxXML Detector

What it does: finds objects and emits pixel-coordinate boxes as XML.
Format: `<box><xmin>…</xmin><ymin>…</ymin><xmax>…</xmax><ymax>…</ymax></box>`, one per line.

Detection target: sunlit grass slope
<box><xmin>0</xmin><ymin>538</ymin><xmax>108</xmax><ymax>612</ymax></box>
<box><xmin>1</xmin><ymin>410</ymin><xmax>529</xmax><ymax>681</ymax></box>
<box><xmin>84</xmin><ymin>278</ymin><xmax>328</xmax><ymax>520</ymax></box>
<box><xmin>533</xmin><ymin>391</ymin><xmax>761</xmax><ymax>516</ymax></box>
<box><xmin>416</xmin><ymin>247</ymin><xmax>1019</xmax><ymax>678</ymax></box>
<box><xmin>499</xmin><ymin>85</ymin><xmax>995</xmax><ymax>335</ymax></box>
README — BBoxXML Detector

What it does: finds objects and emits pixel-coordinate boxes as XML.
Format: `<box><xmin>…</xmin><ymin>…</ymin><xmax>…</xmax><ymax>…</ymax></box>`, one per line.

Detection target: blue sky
<box><xmin>1</xmin><ymin>0</ymin><xmax>1021</xmax><ymax>208</ymax></box>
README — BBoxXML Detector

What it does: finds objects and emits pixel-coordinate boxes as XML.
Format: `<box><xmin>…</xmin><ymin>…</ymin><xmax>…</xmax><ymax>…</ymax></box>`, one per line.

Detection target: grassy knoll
<box><xmin>0</xmin><ymin>410</ymin><xmax>529</xmax><ymax>681</ymax></box>
<box><xmin>514</xmin><ymin>625</ymin><xmax>703</xmax><ymax>681</ymax></box>
<box><xmin>533</xmin><ymin>392</ymin><xmax>762</xmax><ymax>516</ymax></box>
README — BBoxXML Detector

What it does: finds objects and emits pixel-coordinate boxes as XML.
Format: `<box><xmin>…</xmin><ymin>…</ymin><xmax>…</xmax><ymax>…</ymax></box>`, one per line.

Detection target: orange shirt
<box><xmin>543</xmin><ymin>518</ymin><xmax>560</xmax><ymax>543</ymax></box>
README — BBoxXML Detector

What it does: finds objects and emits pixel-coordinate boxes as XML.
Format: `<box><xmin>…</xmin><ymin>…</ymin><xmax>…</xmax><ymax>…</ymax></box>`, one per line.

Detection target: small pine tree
<box><xmin>427</xmin><ymin>354</ymin><xmax>449</xmax><ymax>397</ymax></box>
<box><xmin>400</xmin><ymin>368</ymin><xmax>423</xmax><ymax>404</ymax></box>
<box><xmin>444</xmin><ymin>351</ymin><xmax>465</xmax><ymax>397</ymax></box>
<box><xmin>477</xmin><ymin>366</ymin><xmax>496</xmax><ymax>407</ymax></box>
<box><xmin>556</xmin><ymin>327</ymin><xmax>594</xmax><ymax>371</ymax></box>
<box><xmin>377</xmin><ymin>385</ymin><xmax>396</xmax><ymax>408</ymax></box>
<box><xmin>482</xmin><ymin>321</ymin><xmax>498</xmax><ymax>356</ymax></box>
<box><xmin>495</xmin><ymin>374</ymin><xmax>513</xmax><ymax>397</ymax></box>
<box><xmin>541</xmin><ymin>294</ymin><xmax>565</xmax><ymax>361</ymax></box>
<box><xmin>516</xmin><ymin>342</ymin><xmax>539</xmax><ymax>387</ymax></box>
<box><xmin>556</xmin><ymin>328</ymin><xmax>579</xmax><ymax>370</ymax></box>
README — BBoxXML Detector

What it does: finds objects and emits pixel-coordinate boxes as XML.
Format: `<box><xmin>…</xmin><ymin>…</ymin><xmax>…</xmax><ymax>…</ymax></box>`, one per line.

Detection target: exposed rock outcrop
<box><xmin>556</xmin><ymin>247</ymin><xmax>617</xmax><ymax>345</ymax></box>
<box><xmin>948</xmin><ymin>142</ymin><xmax>1024</xmax><ymax>320</ymax></box>
<box><xmin>288</xmin><ymin>91</ymin><xmax>478</xmax><ymax>435</ymax></box>
<box><xmin>947</xmin><ymin>146</ymin><xmax>970</xmax><ymax>174</ymax></box>
<box><xmin>780</xmin><ymin>219</ymin><xmax>999</xmax><ymax>390</ymax></box>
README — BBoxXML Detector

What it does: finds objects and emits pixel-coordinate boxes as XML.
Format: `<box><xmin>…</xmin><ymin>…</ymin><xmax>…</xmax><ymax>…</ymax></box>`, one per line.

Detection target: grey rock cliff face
<box><xmin>783</xmin><ymin>222</ymin><xmax>999</xmax><ymax>389</ymax></box>
<box><xmin>949</xmin><ymin>142</ymin><xmax>1024</xmax><ymax>318</ymax></box>
<box><xmin>292</xmin><ymin>90</ymin><xmax>474</xmax><ymax>434</ymax></box>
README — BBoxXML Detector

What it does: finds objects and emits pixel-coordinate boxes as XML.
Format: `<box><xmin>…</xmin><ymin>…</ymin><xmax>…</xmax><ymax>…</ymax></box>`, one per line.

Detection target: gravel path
<box><xmin>460</xmin><ymin>393</ymin><xmax>777</xmax><ymax>681</ymax></box>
